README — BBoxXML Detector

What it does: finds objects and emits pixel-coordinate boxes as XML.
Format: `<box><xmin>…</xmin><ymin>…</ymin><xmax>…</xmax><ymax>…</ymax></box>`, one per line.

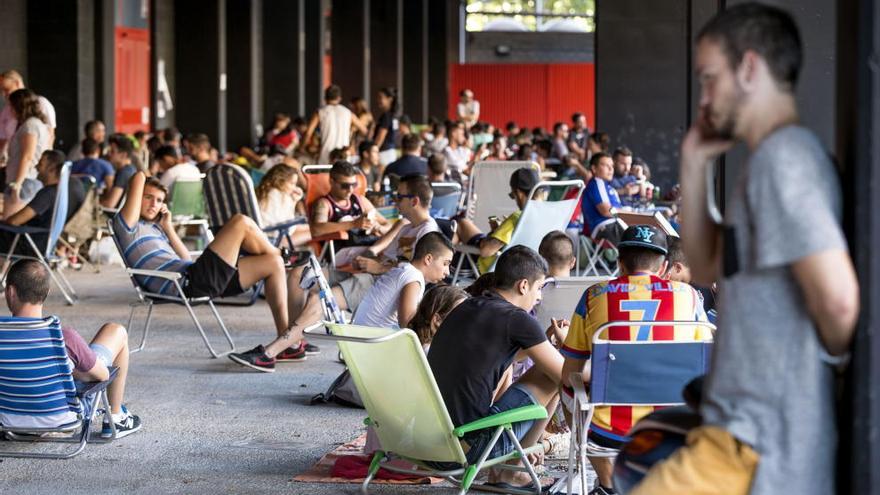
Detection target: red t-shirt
<box><xmin>62</xmin><ymin>326</ymin><xmax>96</xmax><ymax>372</ymax></box>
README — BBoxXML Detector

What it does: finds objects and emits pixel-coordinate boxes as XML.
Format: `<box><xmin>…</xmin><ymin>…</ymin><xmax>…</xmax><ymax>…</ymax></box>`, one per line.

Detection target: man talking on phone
<box><xmin>112</xmin><ymin>170</ymin><xmax>319</xmax><ymax>360</ymax></box>
<box><xmin>631</xmin><ymin>4</ymin><xmax>858</xmax><ymax>495</ymax></box>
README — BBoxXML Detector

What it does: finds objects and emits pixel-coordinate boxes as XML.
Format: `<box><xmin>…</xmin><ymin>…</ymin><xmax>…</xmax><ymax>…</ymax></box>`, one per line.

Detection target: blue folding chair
<box><xmin>563</xmin><ymin>320</ymin><xmax>715</xmax><ymax>494</ymax></box>
<box><xmin>0</xmin><ymin>316</ymin><xmax>117</xmax><ymax>458</ymax></box>
<box><xmin>429</xmin><ymin>182</ymin><xmax>463</xmax><ymax>219</ymax></box>
<box><xmin>0</xmin><ymin>162</ymin><xmax>78</xmax><ymax>305</ymax></box>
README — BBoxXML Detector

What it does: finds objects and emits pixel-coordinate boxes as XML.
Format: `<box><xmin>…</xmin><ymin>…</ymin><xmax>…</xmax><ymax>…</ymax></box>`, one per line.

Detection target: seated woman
<box><xmin>408</xmin><ymin>285</ymin><xmax>468</xmax><ymax>352</ymax></box>
<box><xmin>255</xmin><ymin>164</ymin><xmax>311</xmax><ymax>247</ymax></box>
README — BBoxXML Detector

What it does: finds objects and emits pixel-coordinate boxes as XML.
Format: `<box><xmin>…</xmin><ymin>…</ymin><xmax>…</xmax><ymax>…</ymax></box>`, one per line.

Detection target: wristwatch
<box><xmin>7</xmin><ymin>182</ymin><xmax>20</xmax><ymax>191</ymax></box>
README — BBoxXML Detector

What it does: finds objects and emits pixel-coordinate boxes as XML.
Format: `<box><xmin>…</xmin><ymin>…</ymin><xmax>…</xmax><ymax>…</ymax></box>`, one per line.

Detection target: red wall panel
<box><xmin>115</xmin><ymin>27</ymin><xmax>151</xmax><ymax>134</ymax></box>
<box><xmin>448</xmin><ymin>63</ymin><xmax>595</xmax><ymax>131</ymax></box>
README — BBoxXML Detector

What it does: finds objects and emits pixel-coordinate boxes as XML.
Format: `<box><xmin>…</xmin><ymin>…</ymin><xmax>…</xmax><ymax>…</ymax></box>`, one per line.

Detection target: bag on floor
<box><xmin>310</xmin><ymin>368</ymin><xmax>363</xmax><ymax>408</ymax></box>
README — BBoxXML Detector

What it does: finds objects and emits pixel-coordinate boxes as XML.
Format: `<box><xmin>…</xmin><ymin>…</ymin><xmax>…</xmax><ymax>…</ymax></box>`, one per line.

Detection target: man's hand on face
<box><xmin>157</xmin><ymin>203</ymin><xmax>173</xmax><ymax>230</ymax></box>
<box><xmin>681</xmin><ymin>108</ymin><xmax>735</xmax><ymax>168</ymax></box>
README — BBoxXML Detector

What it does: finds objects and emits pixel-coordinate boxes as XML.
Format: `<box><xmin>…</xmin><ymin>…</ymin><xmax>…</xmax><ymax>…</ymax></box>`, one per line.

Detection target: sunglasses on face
<box><xmin>394</xmin><ymin>193</ymin><xmax>416</xmax><ymax>202</ymax></box>
<box><xmin>335</xmin><ymin>180</ymin><xmax>358</xmax><ymax>189</ymax></box>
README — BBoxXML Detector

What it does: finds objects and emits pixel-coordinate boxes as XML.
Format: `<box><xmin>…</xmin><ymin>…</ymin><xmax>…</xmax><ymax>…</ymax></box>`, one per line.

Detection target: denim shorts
<box><xmin>461</xmin><ymin>384</ymin><xmax>541</xmax><ymax>464</ymax></box>
<box><xmin>81</xmin><ymin>343</ymin><xmax>114</xmax><ymax>415</ymax></box>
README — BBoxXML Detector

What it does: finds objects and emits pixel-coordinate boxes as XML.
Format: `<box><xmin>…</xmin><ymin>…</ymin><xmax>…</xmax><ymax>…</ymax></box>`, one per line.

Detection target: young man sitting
<box><xmin>71</xmin><ymin>137</ymin><xmax>114</xmax><ymax>190</ymax></box>
<box><xmin>100</xmin><ymin>133</ymin><xmax>139</xmax><ymax>209</ymax></box>
<box><xmin>581</xmin><ymin>152</ymin><xmax>625</xmax><ymax>246</ymax></box>
<box><xmin>560</xmin><ymin>225</ymin><xmax>709</xmax><ymax>495</ymax></box>
<box><xmin>155</xmin><ymin>144</ymin><xmax>200</xmax><ymax>191</ymax></box>
<box><xmin>113</xmin><ymin>170</ymin><xmax>317</xmax><ymax>360</ymax></box>
<box><xmin>0</xmin><ymin>259</ymin><xmax>141</xmax><ymax>437</ymax></box>
<box><xmin>229</xmin><ymin>232</ymin><xmax>453</xmax><ymax>371</ymax></box>
<box><xmin>288</xmin><ymin>175</ymin><xmax>440</xmax><ymax>327</ymax></box>
<box><xmin>0</xmin><ymin>150</ymin><xmax>85</xmax><ymax>253</ymax></box>
<box><xmin>455</xmin><ymin>167</ymin><xmax>541</xmax><ymax>274</ymax></box>
<box><xmin>537</xmin><ymin>230</ymin><xmax>577</xmax><ymax>344</ymax></box>
<box><xmin>428</xmin><ymin>246</ymin><xmax>563</xmax><ymax>488</ymax></box>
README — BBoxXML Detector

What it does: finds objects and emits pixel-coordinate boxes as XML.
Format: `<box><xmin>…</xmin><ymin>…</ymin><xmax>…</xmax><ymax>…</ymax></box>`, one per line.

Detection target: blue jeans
<box><xmin>461</xmin><ymin>384</ymin><xmax>541</xmax><ymax>464</ymax></box>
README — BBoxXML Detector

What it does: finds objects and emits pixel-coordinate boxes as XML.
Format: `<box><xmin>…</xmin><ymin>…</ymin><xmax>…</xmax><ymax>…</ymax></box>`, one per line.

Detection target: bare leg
<box><xmin>89</xmin><ymin>323</ymin><xmax>129</xmax><ymax>415</ymax></box>
<box><xmin>208</xmin><ymin>214</ymin><xmax>279</xmax><ymax>266</ymax></box>
<box><xmin>489</xmin><ymin>365</ymin><xmax>561</xmax><ymax>486</ymax></box>
<box><xmin>455</xmin><ymin>218</ymin><xmax>483</xmax><ymax>244</ymax></box>
<box><xmin>238</xmin><ymin>253</ymin><xmax>288</xmax><ymax>334</ymax></box>
<box><xmin>590</xmin><ymin>457</ymin><xmax>614</xmax><ymax>489</ymax></box>
<box><xmin>264</xmin><ymin>286</ymin><xmax>347</xmax><ymax>357</ymax></box>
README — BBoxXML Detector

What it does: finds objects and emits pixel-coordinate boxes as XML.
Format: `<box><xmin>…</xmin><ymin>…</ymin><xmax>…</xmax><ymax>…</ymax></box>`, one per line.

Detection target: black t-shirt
<box><xmin>112</xmin><ymin>164</ymin><xmax>138</xmax><ymax>191</ymax></box>
<box><xmin>427</xmin><ymin>292</ymin><xmax>547</xmax><ymax>427</ymax></box>
<box><xmin>196</xmin><ymin>160</ymin><xmax>215</xmax><ymax>174</ymax></box>
<box><xmin>375</xmin><ymin>111</ymin><xmax>398</xmax><ymax>151</ymax></box>
<box><xmin>26</xmin><ymin>179</ymin><xmax>86</xmax><ymax>228</ymax></box>
<box><xmin>383</xmin><ymin>155</ymin><xmax>427</xmax><ymax>180</ymax></box>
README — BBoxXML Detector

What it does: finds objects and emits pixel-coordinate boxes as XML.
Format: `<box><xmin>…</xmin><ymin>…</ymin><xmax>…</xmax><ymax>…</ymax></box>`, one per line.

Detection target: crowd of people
<box><xmin>0</xmin><ymin>3</ymin><xmax>861</xmax><ymax>495</ymax></box>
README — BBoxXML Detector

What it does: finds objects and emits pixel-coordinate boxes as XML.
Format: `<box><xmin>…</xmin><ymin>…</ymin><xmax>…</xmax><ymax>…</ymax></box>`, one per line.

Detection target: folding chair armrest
<box><xmin>263</xmin><ymin>217</ymin><xmax>307</xmax><ymax>232</ymax></box>
<box><xmin>75</xmin><ymin>367</ymin><xmax>119</xmax><ymax>397</ymax></box>
<box><xmin>454</xmin><ymin>243</ymin><xmax>481</xmax><ymax>255</ymax></box>
<box><xmin>0</xmin><ymin>223</ymin><xmax>49</xmax><ymax>234</ymax></box>
<box><xmin>125</xmin><ymin>267</ymin><xmax>183</xmax><ymax>281</ymax></box>
<box><xmin>100</xmin><ymin>206</ymin><xmax>119</xmax><ymax>215</ymax></box>
<box><xmin>453</xmin><ymin>404</ymin><xmax>548</xmax><ymax>438</ymax></box>
<box><xmin>311</xmin><ymin>231</ymin><xmax>348</xmax><ymax>242</ymax></box>
<box><xmin>568</xmin><ymin>372</ymin><xmax>591</xmax><ymax>410</ymax></box>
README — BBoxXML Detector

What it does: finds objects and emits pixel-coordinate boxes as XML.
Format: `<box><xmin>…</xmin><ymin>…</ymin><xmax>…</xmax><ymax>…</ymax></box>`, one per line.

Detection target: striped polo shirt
<box><xmin>113</xmin><ymin>214</ymin><xmax>192</xmax><ymax>296</ymax></box>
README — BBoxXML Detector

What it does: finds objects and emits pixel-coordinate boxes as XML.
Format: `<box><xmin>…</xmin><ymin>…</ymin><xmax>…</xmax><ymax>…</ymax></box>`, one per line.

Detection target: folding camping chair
<box><xmin>0</xmin><ymin>162</ymin><xmax>78</xmax><ymax>305</ymax></box>
<box><xmin>0</xmin><ymin>316</ymin><xmax>117</xmax><ymax>458</ymax></box>
<box><xmin>466</xmin><ymin>161</ymin><xmax>541</xmax><ymax>233</ymax></box>
<box><xmin>563</xmin><ymin>320</ymin><xmax>715</xmax><ymax>494</ymax></box>
<box><xmin>304</xmin><ymin>322</ymin><xmax>548</xmax><ymax>495</ymax></box>
<box><xmin>168</xmin><ymin>178</ymin><xmax>213</xmax><ymax>250</ymax></box>
<box><xmin>107</xmin><ymin>220</ymin><xmax>236</xmax><ymax>358</ymax></box>
<box><xmin>430</xmin><ymin>182</ymin><xmax>463</xmax><ymax>219</ymax></box>
<box><xmin>534</xmin><ymin>277</ymin><xmax>611</xmax><ymax>331</ymax></box>
<box><xmin>452</xmin><ymin>179</ymin><xmax>585</xmax><ymax>284</ymax></box>
<box><xmin>203</xmin><ymin>163</ymin><xmax>306</xmax><ymax>305</ymax></box>
<box><xmin>301</xmin><ymin>164</ymin><xmax>368</xmax><ymax>267</ymax></box>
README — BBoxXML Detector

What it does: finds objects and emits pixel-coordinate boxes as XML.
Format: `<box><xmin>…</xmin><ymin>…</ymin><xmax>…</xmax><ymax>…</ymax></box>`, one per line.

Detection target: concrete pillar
<box><xmin>331</xmin><ymin>0</ymin><xmax>370</xmax><ymax>105</ymax></box>
<box><xmin>369</xmin><ymin>0</ymin><xmax>401</xmax><ymax>107</ymax></box>
<box><xmin>174</xmin><ymin>0</ymin><xmax>226</xmax><ymax>152</ymax></box>
<box><xmin>226</xmin><ymin>0</ymin><xmax>262</xmax><ymax>151</ymax></box>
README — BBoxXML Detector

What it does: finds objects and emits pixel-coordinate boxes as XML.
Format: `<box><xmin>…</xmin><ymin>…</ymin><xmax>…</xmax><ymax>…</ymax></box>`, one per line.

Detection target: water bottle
<box><xmin>653</xmin><ymin>186</ymin><xmax>661</xmax><ymax>202</ymax></box>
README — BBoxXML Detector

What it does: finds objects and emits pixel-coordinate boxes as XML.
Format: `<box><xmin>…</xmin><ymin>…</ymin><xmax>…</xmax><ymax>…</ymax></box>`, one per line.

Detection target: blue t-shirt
<box><xmin>72</xmin><ymin>157</ymin><xmax>115</xmax><ymax>187</ymax></box>
<box><xmin>581</xmin><ymin>177</ymin><xmax>621</xmax><ymax>234</ymax></box>
<box><xmin>610</xmin><ymin>174</ymin><xmax>636</xmax><ymax>191</ymax></box>
<box><xmin>384</xmin><ymin>155</ymin><xmax>427</xmax><ymax>179</ymax></box>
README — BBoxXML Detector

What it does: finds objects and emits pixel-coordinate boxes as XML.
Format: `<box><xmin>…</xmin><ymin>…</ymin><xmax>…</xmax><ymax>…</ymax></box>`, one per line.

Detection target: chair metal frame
<box><xmin>564</xmin><ymin>320</ymin><xmax>715</xmax><ymax>495</ymax></box>
<box><xmin>0</xmin><ymin>162</ymin><xmax>78</xmax><ymax>305</ymax></box>
<box><xmin>0</xmin><ymin>317</ymin><xmax>118</xmax><ymax>459</ymax></box>
<box><xmin>107</xmin><ymin>220</ymin><xmax>235</xmax><ymax>358</ymax></box>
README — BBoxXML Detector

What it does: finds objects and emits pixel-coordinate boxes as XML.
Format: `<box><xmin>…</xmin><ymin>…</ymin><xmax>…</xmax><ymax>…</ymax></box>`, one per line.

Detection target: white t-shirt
<box><xmin>159</xmin><ymin>162</ymin><xmax>202</xmax><ymax>191</ymax></box>
<box><xmin>352</xmin><ymin>263</ymin><xmax>425</xmax><ymax>328</ymax></box>
<box><xmin>318</xmin><ymin>103</ymin><xmax>353</xmax><ymax>163</ymax></box>
<box><xmin>382</xmin><ymin>217</ymin><xmax>440</xmax><ymax>261</ymax></box>
<box><xmin>260</xmin><ymin>188</ymin><xmax>298</xmax><ymax>226</ymax></box>
<box><xmin>444</xmin><ymin>145</ymin><xmax>471</xmax><ymax>174</ymax></box>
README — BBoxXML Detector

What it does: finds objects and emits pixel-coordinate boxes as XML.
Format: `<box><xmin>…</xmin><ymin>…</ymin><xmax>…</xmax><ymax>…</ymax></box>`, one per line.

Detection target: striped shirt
<box><xmin>561</xmin><ymin>273</ymin><xmax>708</xmax><ymax>441</ymax></box>
<box><xmin>113</xmin><ymin>214</ymin><xmax>192</xmax><ymax>296</ymax></box>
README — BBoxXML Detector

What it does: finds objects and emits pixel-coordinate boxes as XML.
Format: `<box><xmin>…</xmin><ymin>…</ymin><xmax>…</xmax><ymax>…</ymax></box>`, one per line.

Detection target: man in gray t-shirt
<box><xmin>633</xmin><ymin>5</ymin><xmax>859</xmax><ymax>495</ymax></box>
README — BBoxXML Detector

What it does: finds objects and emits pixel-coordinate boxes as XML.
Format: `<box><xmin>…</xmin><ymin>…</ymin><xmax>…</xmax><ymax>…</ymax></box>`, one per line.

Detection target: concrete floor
<box><xmin>0</xmin><ymin>264</ymin><xmax>590</xmax><ymax>494</ymax></box>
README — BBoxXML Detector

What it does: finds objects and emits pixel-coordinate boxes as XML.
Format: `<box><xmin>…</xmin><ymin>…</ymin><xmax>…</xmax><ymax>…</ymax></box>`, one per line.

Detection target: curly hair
<box><xmin>256</xmin><ymin>164</ymin><xmax>298</xmax><ymax>206</ymax></box>
<box><xmin>9</xmin><ymin>89</ymin><xmax>47</xmax><ymax>128</ymax></box>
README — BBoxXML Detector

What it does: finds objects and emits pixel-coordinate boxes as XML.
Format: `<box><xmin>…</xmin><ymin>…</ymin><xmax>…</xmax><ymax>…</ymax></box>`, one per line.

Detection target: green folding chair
<box><xmin>306</xmin><ymin>322</ymin><xmax>547</xmax><ymax>494</ymax></box>
<box><xmin>168</xmin><ymin>179</ymin><xmax>212</xmax><ymax>250</ymax></box>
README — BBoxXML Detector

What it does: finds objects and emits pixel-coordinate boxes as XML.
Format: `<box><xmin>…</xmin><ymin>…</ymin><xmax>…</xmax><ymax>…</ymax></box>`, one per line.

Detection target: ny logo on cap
<box><xmin>635</xmin><ymin>226</ymin><xmax>655</xmax><ymax>242</ymax></box>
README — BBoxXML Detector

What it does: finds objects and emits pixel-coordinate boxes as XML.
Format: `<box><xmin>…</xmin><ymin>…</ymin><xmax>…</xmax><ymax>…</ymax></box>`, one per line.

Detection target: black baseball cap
<box><xmin>617</xmin><ymin>225</ymin><xmax>668</xmax><ymax>255</ymax></box>
<box><xmin>509</xmin><ymin>167</ymin><xmax>540</xmax><ymax>192</ymax></box>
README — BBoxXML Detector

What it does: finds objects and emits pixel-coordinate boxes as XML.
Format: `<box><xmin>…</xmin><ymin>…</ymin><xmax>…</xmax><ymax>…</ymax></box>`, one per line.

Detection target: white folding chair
<box><xmin>466</xmin><ymin>161</ymin><xmax>541</xmax><ymax>233</ymax></box>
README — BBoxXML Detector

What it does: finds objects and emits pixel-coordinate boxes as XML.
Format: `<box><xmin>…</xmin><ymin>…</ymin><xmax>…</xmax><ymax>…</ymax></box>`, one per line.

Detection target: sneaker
<box><xmin>229</xmin><ymin>345</ymin><xmax>276</xmax><ymax>372</ymax></box>
<box><xmin>303</xmin><ymin>341</ymin><xmax>321</xmax><ymax>355</ymax></box>
<box><xmin>101</xmin><ymin>405</ymin><xmax>142</xmax><ymax>439</ymax></box>
<box><xmin>276</xmin><ymin>343</ymin><xmax>307</xmax><ymax>362</ymax></box>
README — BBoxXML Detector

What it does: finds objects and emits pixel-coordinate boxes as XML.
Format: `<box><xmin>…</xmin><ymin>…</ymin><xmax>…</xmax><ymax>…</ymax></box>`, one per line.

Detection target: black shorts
<box><xmin>182</xmin><ymin>248</ymin><xmax>245</xmax><ymax>298</ymax></box>
<box><xmin>589</xmin><ymin>429</ymin><xmax>625</xmax><ymax>450</ymax></box>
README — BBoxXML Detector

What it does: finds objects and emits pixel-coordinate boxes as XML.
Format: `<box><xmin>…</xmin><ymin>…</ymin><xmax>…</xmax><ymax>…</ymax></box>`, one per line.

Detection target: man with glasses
<box><xmin>456</xmin><ymin>167</ymin><xmax>542</xmax><ymax>274</ymax></box>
